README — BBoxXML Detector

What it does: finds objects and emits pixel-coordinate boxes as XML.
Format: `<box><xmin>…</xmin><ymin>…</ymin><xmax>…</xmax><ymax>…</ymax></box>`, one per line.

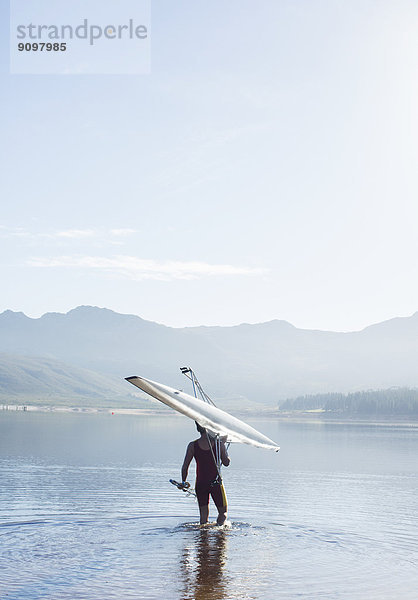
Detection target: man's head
<box><xmin>195</xmin><ymin>421</ymin><xmax>206</xmax><ymax>435</ymax></box>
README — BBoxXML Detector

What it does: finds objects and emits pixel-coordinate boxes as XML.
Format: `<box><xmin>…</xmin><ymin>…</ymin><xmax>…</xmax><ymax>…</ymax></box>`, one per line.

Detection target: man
<box><xmin>181</xmin><ymin>422</ymin><xmax>230</xmax><ymax>525</ymax></box>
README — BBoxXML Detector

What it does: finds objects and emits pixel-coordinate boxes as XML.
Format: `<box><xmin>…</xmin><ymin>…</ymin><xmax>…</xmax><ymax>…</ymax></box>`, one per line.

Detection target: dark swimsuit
<box><xmin>193</xmin><ymin>440</ymin><xmax>227</xmax><ymax>510</ymax></box>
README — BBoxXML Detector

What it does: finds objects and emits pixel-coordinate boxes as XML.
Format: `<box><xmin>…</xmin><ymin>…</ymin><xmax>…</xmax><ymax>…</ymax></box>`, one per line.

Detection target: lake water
<box><xmin>1</xmin><ymin>411</ymin><xmax>417</xmax><ymax>600</ymax></box>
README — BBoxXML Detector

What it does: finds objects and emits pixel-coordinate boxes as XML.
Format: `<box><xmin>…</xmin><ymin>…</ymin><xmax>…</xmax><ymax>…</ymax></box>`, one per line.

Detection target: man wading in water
<box><xmin>181</xmin><ymin>422</ymin><xmax>230</xmax><ymax>525</ymax></box>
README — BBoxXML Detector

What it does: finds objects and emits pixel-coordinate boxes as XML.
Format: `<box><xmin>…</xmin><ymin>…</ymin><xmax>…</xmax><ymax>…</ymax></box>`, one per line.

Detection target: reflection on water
<box><xmin>180</xmin><ymin>526</ymin><xmax>229</xmax><ymax>600</ymax></box>
<box><xmin>1</xmin><ymin>412</ymin><xmax>417</xmax><ymax>599</ymax></box>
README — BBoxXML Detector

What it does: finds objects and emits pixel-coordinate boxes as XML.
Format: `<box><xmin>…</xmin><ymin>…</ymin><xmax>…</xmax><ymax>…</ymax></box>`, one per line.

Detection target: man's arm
<box><xmin>220</xmin><ymin>441</ymin><xmax>230</xmax><ymax>466</ymax></box>
<box><xmin>181</xmin><ymin>442</ymin><xmax>194</xmax><ymax>482</ymax></box>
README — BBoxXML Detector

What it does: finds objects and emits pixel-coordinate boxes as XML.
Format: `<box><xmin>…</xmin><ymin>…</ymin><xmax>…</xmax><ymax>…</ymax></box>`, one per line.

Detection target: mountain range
<box><xmin>0</xmin><ymin>306</ymin><xmax>417</xmax><ymax>408</ymax></box>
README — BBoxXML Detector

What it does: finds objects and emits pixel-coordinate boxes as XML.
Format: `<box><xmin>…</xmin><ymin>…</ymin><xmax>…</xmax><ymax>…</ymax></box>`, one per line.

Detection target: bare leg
<box><xmin>199</xmin><ymin>505</ymin><xmax>209</xmax><ymax>525</ymax></box>
<box><xmin>214</xmin><ymin>483</ymin><xmax>228</xmax><ymax>525</ymax></box>
<box><xmin>217</xmin><ymin>508</ymin><xmax>227</xmax><ymax>526</ymax></box>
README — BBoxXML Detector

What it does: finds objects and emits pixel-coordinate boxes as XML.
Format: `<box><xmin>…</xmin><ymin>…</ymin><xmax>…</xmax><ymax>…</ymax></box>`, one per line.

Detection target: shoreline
<box><xmin>1</xmin><ymin>404</ymin><xmax>417</xmax><ymax>427</ymax></box>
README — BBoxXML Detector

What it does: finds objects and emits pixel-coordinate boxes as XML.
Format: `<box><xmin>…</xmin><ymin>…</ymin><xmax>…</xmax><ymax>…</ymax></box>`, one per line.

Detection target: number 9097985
<box><xmin>18</xmin><ymin>42</ymin><xmax>67</xmax><ymax>51</ymax></box>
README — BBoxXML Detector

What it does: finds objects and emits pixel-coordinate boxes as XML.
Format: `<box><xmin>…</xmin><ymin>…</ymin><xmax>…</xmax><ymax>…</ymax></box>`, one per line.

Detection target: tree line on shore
<box><xmin>279</xmin><ymin>387</ymin><xmax>418</xmax><ymax>416</ymax></box>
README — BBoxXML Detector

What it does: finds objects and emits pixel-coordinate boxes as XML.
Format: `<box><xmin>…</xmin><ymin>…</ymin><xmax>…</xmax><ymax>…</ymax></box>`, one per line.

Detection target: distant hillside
<box><xmin>0</xmin><ymin>306</ymin><xmax>417</xmax><ymax>406</ymax></box>
<box><xmin>0</xmin><ymin>353</ymin><xmax>154</xmax><ymax>409</ymax></box>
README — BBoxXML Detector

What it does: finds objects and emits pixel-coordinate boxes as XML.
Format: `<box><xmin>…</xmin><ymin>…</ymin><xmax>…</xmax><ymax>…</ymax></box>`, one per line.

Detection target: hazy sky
<box><xmin>1</xmin><ymin>0</ymin><xmax>417</xmax><ymax>331</ymax></box>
